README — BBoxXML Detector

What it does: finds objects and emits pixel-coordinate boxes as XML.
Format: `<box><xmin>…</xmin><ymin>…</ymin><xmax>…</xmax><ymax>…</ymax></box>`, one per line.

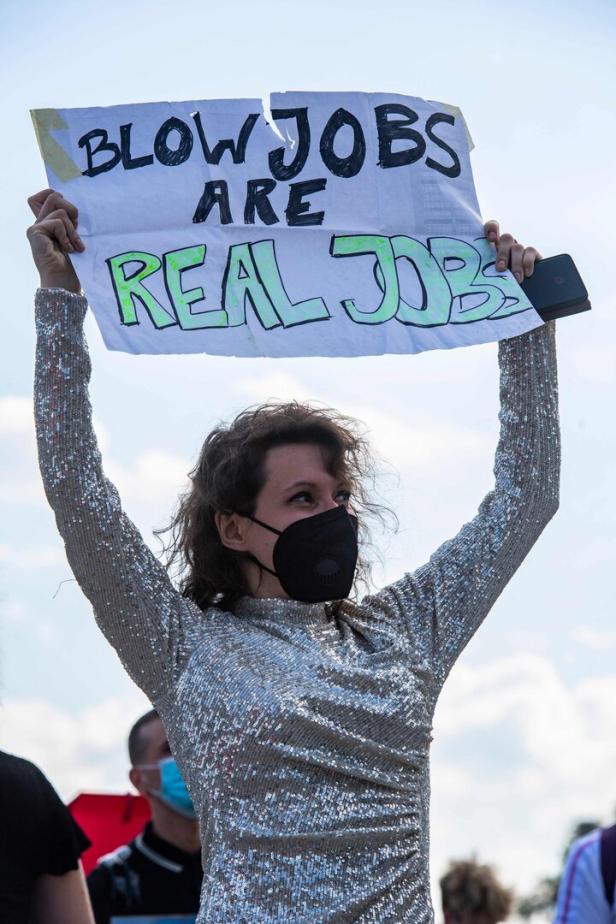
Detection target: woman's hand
<box><xmin>484</xmin><ymin>219</ymin><xmax>542</xmax><ymax>284</ymax></box>
<box><xmin>26</xmin><ymin>189</ymin><xmax>85</xmax><ymax>294</ymax></box>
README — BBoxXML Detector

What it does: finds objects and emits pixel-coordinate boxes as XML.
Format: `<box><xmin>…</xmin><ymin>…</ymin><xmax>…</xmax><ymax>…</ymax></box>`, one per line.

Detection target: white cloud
<box><xmin>349</xmin><ymin>405</ymin><xmax>490</xmax><ymax>467</ymax></box>
<box><xmin>0</xmin><ymin>395</ymin><xmax>42</xmax><ymax>505</ymax></box>
<box><xmin>0</xmin><ymin>694</ymin><xmax>150</xmax><ymax>800</ymax></box>
<box><xmin>235</xmin><ymin>370</ymin><xmax>315</xmax><ymax>405</ymax></box>
<box><xmin>235</xmin><ymin>372</ymin><xmax>490</xmax><ymax>468</ymax></box>
<box><xmin>0</xmin><ymin>542</ymin><xmax>64</xmax><ymax>570</ymax></box>
<box><xmin>0</xmin><ymin>597</ymin><xmax>31</xmax><ymax>625</ymax></box>
<box><xmin>431</xmin><ymin>655</ymin><xmax>616</xmax><ymax>895</ymax></box>
<box><xmin>436</xmin><ymin>653</ymin><xmax>616</xmax><ymax>789</ymax></box>
<box><xmin>0</xmin><ymin>396</ymin><xmax>33</xmax><ymax>433</ymax></box>
<box><xmin>105</xmin><ymin>448</ymin><xmax>191</xmax><ymax>508</ymax></box>
<box><xmin>571</xmin><ymin>626</ymin><xmax>616</xmax><ymax>650</ymax></box>
<box><xmin>567</xmin><ymin>334</ymin><xmax>616</xmax><ymax>386</ymax></box>
<box><xmin>0</xmin><ymin>393</ymin><xmax>189</xmax><ymax>521</ymax></box>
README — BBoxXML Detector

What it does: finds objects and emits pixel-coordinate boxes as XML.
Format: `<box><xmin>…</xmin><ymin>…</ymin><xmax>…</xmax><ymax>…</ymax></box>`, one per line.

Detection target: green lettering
<box><xmin>429</xmin><ymin>237</ymin><xmax>525</xmax><ymax>323</ymax></box>
<box><xmin>330</xmin><ymin>234</ymin><xmax>399</xmax><ymax>324</ymax></box>
<box><xmin>223</xmin><ymin>244</ymin><xmax>280</xmax><ymax>329</ymax></box>
<box><xmin>250</xmin><ymin>240</ymin><xmax>329</xmax><ymax>328</ymax></box>
<box><xmin>164</xmin><ymin>245</ymin><xmax>228</xmax><ymax>329</ymax></box>
<box><xmin>391</xmin><ymin>235</ymin><xmax>451</xmax><ymax>326</ymax></box>
<box><xmin>106</xmin><ymin>251</ymin><xmax>176</xmax><ymax>328</ymax></box>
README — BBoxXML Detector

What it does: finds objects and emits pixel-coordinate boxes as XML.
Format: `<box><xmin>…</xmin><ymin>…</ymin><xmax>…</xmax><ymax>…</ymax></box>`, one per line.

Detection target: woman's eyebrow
<box><xmin>284</xmin><ymin>480</ymin><xmax>318</xmax><ymax>491</ymax></box>
<box><xmin>283</xmin><ymin>478</ymin><xmax>347</xmax><ymax>492</ymax></box>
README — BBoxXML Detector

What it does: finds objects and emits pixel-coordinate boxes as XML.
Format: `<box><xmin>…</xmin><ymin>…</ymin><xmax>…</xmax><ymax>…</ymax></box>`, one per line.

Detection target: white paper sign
<box><xmin>32</xmin><ymin>92</ymin><xmax>542</xmax><ymax>357</ymax></box>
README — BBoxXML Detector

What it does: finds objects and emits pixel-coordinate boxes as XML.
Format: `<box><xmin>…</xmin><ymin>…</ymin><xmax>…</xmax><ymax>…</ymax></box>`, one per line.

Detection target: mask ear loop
<box><xmin>247</xmin><ymin>515</ymin><xmax>282</xmax><ymax>536</ymax></box>
<box><xmin>244</xmin><ymin>515</ymin><xmax>281</xmax><ymax>579</ymax></box>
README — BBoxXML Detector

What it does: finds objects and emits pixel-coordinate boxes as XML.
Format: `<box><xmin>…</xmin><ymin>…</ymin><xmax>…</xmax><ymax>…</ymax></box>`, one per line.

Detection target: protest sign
<box><xmin>32</xmin><ymin>92</ymin><xmax>541</xmax><ymax>357</ymax></box>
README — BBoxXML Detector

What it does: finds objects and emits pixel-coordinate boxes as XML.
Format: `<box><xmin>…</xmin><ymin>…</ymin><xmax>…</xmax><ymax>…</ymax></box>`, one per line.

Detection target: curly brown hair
<box><xmin>157</xmin><ymin>401</ymin><xmax>395</xmax><ymax>613</ymax></box>
<box><xmin>440</xmin><ymin>858</ymin><xmax>514</xmax><ymax>923</ymax></box>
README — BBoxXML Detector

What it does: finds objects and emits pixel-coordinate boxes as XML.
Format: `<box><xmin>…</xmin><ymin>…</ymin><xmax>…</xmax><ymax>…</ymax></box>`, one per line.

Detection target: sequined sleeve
<box><xmin>34</xmin><ymin>289</ymin><xmax>202</xmax><ymax>701</ymax></box>
<box><xmin>368</xmin><ymin>322</ymin><xmax>560</xmax><ymax>689</ymax></box>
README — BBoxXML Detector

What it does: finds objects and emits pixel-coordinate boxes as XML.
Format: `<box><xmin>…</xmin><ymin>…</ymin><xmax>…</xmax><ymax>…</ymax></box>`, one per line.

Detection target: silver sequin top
<box><xmin>34</xmin><ymin>289</ymin><xmax>560</xmax><ymax>923</ymax></box>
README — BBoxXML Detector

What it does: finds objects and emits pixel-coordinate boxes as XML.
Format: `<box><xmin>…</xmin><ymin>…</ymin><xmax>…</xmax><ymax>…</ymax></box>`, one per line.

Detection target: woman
<box><xmin>28</xmin><ymin>187</ymin><xmax>560</xmax><ymax>923</ymax></box>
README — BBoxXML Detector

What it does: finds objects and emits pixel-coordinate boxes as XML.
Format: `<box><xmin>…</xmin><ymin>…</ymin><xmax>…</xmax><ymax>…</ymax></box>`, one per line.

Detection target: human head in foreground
<box><xmin>440</xmin><ymin>858</ymin><xmax>514</xmax><ymax>924</ymax></box>
<box><xmin>163</xmin><ymin>401</ymin><xmax>389</xmax><ymax>611</ymax></box>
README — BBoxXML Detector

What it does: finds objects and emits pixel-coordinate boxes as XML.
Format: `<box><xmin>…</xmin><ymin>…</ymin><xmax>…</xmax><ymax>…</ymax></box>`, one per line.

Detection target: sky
<box><xmin>1</xmin><ymin>0</ymin><xmax>615</xmax><ymax>918</ymax></box>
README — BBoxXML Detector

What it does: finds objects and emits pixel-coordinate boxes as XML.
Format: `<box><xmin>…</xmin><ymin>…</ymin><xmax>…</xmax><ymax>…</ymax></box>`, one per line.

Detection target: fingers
<box><xmin>509</xmin><ymin>243</ymin><xmax>526</xmax><ymax>283</ymax></box>
<box><xmin>36</xmin><ymin>190</ymin><xmax>79</xmax><ymax>225</ymax></box>
<box><xmin>495</xmin><ymin>232</ymin><xmax>516</xmax><ymax>274</ymax></box>
<box><xmin>522</xmin><ymin>246</ymin><xmax>542</xmax><ymax>276</ymax></box>
<box><xmin>40</xmin><ymin>208</ymin><xmax>84</xmax><ymax>252</ymax></box>
<box><xmin>28</xmin><ymin>189</ymin><xmax>79</xmax><ymax>228</ymax></box>
<box><xmin>486</xmin><ymin>220</ymin><xmax>542</xmax><ymax>281</ymax></box>
<box><xmin>27</xmin><ymin>218</ymin><xmax>74</xmax><ymax>254</ymax></box>
<box><xmin>495</xmin><ymin>235</ymin><xmax>542</xmax><ymax>281</ymax></box>
<box><xmin>26</xmin><ymin>190</ymin><xmax>84</xmax><ymax>255</ymax></box>
<box><xmin>484</xmin><ymin>219</ymin><xmax>499</xmax><ymax>244</ymax></box>
<box><xmin>27</xmin><ymin>189</ymin><xmax>55</xmax><ymax>217</ymax></box>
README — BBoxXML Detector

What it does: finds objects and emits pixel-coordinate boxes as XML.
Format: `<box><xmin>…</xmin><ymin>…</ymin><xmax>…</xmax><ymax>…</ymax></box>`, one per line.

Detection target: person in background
<box><xmin>554</xmin><ymin>822</ymin><xmax>616</xmax><ymax>923</ymax></box>
<box><xmin>0</xmin><ymin>748</ymin><xmax>94</xmax><ymax>924</ymax></box>
<box><xmin>88</xmin><ymin>709</ymin><xmax>202</xmax><ymax>923</ymax></box>
<box><xmin>440</xmin><ymin>857</ymin><xmax>513</xmax><ymax>924</ymax></box>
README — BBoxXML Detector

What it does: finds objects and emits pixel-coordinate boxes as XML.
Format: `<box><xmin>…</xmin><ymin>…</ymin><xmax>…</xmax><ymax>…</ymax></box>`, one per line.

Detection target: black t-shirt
<box><xmin>88</xmin><ymin>821</ymin><xmax>202</xmax><ymax>924</ymax></box>
<box><xmin>0</xmin><ymin>749</ymin><xmax>91</xmax><ymax>924</ymax></box>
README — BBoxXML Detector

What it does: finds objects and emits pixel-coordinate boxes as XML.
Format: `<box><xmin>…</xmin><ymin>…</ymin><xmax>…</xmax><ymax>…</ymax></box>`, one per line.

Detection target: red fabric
<box><xmin>68</xmin><ymin>792</ymin><xmax>151</xmax><ymax>875</ymax></box>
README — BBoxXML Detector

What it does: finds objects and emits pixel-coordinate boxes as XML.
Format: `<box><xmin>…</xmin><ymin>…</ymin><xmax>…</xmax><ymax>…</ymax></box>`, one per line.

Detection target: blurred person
<box><xmin>554</xmin><ymin>822</ymin><xmax>616</xmax><ymax>922</ymax></box>
<box><xmin>0</xmin><ymin>747</ymin><xmax>94</xmax><ymax>924</ymax></box>
<box><xmin>440</xmin><ymin>858</ymin><xmax>513</xmax><ymax>924</ymax></box>
<box><xmin>87</xmin><ymin>709</ymin><xmax>202</xmax><ymax>923</ymax></box>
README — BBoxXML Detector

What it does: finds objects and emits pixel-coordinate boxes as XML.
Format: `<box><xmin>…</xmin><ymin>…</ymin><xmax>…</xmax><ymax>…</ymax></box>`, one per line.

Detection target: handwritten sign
<box><xmin>32</xmin><ymin>92</ymin><xmax>541</xmax><ymax>357</ymax></box>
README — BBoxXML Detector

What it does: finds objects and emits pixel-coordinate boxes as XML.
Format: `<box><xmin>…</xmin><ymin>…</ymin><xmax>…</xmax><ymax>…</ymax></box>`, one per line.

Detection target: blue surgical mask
<box><xmin>138</xmin><ymin>756</ymin><xmax>197</xmax><ymax>820</ymax></box>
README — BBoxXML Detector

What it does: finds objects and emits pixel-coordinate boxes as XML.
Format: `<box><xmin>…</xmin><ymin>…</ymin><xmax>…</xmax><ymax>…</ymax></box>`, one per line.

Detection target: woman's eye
<box><xmin>290</xmin><ymin>492</ymin><xmax>312</xmax><ymax>503</ymax></box>
<box><xmin>336</xmin><ymin>490</ymin><xmax>352</xmax><ymax>504</ymax></box>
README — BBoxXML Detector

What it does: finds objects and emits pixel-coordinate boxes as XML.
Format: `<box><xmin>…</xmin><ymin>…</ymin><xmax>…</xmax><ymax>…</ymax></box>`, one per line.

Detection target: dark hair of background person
<box><xmin>127</xmin><ymin>709</ymin><xmax>159</xmax><ymax>767</ymax></box>
<box><xmin>157</xmin><ymin>401</ymin><xmax>397</xmax><ymax>613</ymax></box>
<box><xmin>440</xmin><ymin>858</ymin><xmax>514</xmax><ymax>923</ymax></box>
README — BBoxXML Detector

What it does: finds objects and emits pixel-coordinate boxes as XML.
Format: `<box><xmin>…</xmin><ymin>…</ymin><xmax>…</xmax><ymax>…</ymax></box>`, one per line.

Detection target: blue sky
<box><xmin>1</xmin><ymin>0</ymin><xmax>615</xmax><ymax>915</ymax></box>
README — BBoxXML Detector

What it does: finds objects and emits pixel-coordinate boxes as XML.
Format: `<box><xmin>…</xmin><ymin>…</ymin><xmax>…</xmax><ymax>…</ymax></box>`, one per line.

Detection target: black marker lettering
<box><xmin>244</xmin><ymin>179</ymin><xmax>279</xmax><ymax>225</ymax></box>
<box><xmin>425</xmin><ymin>112</ymin><xmax>461</xmax><ymax>178</ymax></box>
<box><xmin>268</xmin><ymin>108</ymin><xmax>311</xmax><ymax>181</ymax></box>
<box><xmin>375</xmin><ymin>104</ymin><xmax>426</xmax><ymax>168</ymax></box>
<box><xmin>319</xmin><ymin>108</ymin><xmax>366</xmax><ymax>178</ymax></box>
<box><xmin>120</xmin><ymin>123</ymin><xmax>154</xmax><ymax>170</ymax></box>
<box><xmin>79</xmin><ymin>129</ymin><xmax>121</xmax><ymax>177</ymax></box>
<box><xmin>154</xmin><ymin>117</ymin><xmax>194</xmax><ymax>167</ymax></box>
<box><xmin>192</xmin><ymin>180</ymin><xmax>233</xmax><ymax>224</ymax></box>
<box><xmin>191</xmin><ymin>112</ymin><xmax>259</xmax><ymax>165</ymax></box>
<box><xmin>284</xmin><ymin>178</ymin><xmax>327</xmax><ymax>226</ymax></box>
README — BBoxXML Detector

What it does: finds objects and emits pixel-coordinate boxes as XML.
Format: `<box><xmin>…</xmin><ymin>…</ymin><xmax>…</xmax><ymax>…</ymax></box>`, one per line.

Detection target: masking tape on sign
<box><xmin>31</xmin><ymin>109</ymin><xmax>82</xmax><ymax>182</ymax></box>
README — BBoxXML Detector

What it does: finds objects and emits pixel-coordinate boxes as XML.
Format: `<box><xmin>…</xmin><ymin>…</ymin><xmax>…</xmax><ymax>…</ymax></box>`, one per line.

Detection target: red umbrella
<box><xmin>69</xmin><ymin>792</ymin><xmax>151</xmax><ymax>876</ymax></box>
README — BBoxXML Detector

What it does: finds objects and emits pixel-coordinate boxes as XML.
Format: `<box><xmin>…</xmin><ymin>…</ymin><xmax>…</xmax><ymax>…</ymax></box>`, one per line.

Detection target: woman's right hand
<box><xmin>26</xmin><ymin>189</ymin><xmax>85</xmax><ymax>294</ymax></box>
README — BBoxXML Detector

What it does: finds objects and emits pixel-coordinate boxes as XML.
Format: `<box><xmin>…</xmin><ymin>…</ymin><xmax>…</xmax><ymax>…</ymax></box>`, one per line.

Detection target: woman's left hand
<box><xmin>483</xmin><ymin>219</ymin><xmax>542</xmax><ymax>284</ymax></box>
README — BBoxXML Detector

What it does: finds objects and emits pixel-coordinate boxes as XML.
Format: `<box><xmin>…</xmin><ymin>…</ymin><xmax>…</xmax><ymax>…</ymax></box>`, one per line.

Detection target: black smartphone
<box><xmin>520</xmin><ymin>253</ymin><xmax>591</xmax><ymax>322</ymax></box>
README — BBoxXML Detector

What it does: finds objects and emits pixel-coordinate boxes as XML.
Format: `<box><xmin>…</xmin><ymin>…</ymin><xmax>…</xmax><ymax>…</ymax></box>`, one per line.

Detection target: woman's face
<box><xmin>216</xmin><ymin>441</ymin><xmax>353</xmax><ymax>598</ymax></box>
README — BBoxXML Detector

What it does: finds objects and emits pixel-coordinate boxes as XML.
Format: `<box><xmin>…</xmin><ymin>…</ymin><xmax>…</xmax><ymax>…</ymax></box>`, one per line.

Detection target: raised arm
<box><xmin>368</xmin><ymin>224</ymin><xmax>561</xmax><ymax>689</ymax></box>
<box><xmin>29</xmin><ymin>190</ymin><xmax>201</xmax><ymax>702</ymax></box>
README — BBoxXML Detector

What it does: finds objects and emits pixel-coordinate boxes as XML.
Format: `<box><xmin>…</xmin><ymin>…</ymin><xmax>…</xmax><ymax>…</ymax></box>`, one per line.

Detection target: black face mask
<box><xmin>248</xmin><ymin>505</ymin><xmax>359</xmax><ymax>603</ymax></box>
